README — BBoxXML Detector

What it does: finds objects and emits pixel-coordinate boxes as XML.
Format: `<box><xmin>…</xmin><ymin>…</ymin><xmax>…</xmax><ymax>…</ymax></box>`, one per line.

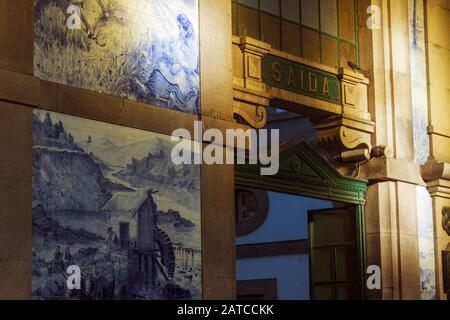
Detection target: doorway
<box><xmin>235</xmin><ymin>141</ymin><xmax>368</xmax><ymax>300</ymax></box>
<box><xmin>309</xmin><ymin>207</ymin><xmax>362</xmax><ymax>300</ymax></box>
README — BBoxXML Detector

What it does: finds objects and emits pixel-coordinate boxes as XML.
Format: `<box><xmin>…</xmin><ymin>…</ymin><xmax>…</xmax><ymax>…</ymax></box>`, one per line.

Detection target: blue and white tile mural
<box><xmin>34</xmin><ymin>0</ymin><xmax>200</xmax><ymax>114</ymax></box>
<box><xmin>31</xmin><ymin>109</ymin><xmax>201</xmax><ymax>300</ymax></box>
<box><xmin>409</xmin><ymin>0</ymin><xmax>436</xmax><ymax>300</ymax></box>
<box><xmin>416</xmin><ymin>186</ymin><xmax>436</xmax><ymax>300</ymax></box>
<box><xmin>408</xmin><ymin>0</ymin><xmax>429</xmax><ymax>165</ymax></box>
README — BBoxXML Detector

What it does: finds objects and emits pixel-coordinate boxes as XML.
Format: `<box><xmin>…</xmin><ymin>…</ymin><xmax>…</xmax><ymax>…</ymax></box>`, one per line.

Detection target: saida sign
<box><xmin>262</xmin><ymin>54</ymin><xmax>341</xmax><ymax>105</ymax></box>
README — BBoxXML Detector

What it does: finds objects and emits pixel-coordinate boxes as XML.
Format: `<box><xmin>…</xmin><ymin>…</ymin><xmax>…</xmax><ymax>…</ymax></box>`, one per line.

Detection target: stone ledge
<box><xmin>359</xmin><ymin>157</ymin><xmax>426</xmax><ymax>186</ymax></box>
<box><xmin>0</xmin><ymin>68</ymin><xmax>246</xmax><ymax>139</ymax></box>
<box><xmin>428</xmin><ymin>125</ymin><xmax>450</xmax><ymax>139</ymax></box>
<box><xmin>0</xmin><ymin>68</ymin><xmax>39</xmax><ymax>106</ymax></box>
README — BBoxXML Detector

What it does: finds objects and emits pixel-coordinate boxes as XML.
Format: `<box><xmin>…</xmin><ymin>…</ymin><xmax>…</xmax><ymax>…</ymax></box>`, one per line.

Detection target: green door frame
<box><xmin>235</xmin><ymin>141</ymin><xmax>368</xmax><ymax>299</ymax></box>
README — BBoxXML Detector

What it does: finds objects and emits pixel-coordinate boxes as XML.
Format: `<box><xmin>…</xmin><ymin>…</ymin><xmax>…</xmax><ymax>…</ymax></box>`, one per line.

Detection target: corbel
<box><xmin>421</xmin><ymin>158</ymin><xmax>450</xmax><ymax>199</ymax></box>
<box><xmin>312</xmin><ymin>67</ymin><xmax>375</xmax><ymax>162</ymax></box>
<box><xmin>232</xmin><ymin>37</ymin><xmax>271</xmax><ymax>128</ymax></box>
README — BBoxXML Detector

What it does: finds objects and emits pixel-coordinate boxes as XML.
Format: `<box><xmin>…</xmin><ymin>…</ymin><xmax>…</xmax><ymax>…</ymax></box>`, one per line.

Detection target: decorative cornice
<box><xmin>236</xmin><ymin>141</ymin><xmax>368</xmax><ymax>204</ymax></box>
<box><xmin>235</xmin><ymin>36</ymin><xmax>272</xmax><ymax>56</ymax></box>
<box><xmin>421</xmin><ymin>159</ymin><xmax>450</xmax><ymax>198</ymax></box>
<box><xmin>337</xmin><ymin>67</ymin><xmax>369</xmax><ymax>85</ymax></box>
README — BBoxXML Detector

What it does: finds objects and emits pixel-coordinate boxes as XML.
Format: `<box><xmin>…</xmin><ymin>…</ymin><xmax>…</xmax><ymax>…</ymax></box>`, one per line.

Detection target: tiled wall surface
<box><xmin>0</xmin><ymin>0</ymin><xmax>237</xmax><ymax>300</ymax></box>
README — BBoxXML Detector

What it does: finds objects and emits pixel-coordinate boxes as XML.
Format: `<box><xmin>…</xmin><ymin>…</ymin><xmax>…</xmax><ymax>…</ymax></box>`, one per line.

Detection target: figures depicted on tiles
<box><xmin>34</xmin><ymin>0</ymin><xmax>200</xmax><ymax>114</ymax></box>
<box><xmin>31</xmin><ymin>109</ymin><xmax>201</xmax><ymax>300</ymax></box>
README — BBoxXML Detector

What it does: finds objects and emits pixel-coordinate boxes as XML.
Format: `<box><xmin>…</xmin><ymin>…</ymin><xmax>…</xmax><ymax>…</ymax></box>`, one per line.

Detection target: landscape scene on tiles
<box><xmin>34</xmin><ymin>0</ymin><xmax>199</xmax><ymax>114</ymax></box>
<box><xmin>32</xmin><ymin>109</ymin><xmax>201</xmax><ymax>300</ymax></box>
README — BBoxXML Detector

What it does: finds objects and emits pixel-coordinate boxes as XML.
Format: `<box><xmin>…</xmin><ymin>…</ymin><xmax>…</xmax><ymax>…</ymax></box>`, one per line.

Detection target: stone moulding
<box><xmin>236</xmin><ymin>140</ymin><xmax>368</xmax><ymax>205</ymax></box>
<box><xmin>233</xmin><ymin>101</ymin><xmax>267</xmax><ymax>129</ymax></box>
<box><xmin>232</xmin><ymin>37</ymin><xmax>271</xmax><ymax>129</ymax></box>
<box><xmin>312</xmin><ymin>115</ymin><xmax>374</xmax><ymax>155</ymax></box>
<box><xmin>359</xmin><ymin>157</ymin><xmax>427</xmax><ymax>186</ymax></box>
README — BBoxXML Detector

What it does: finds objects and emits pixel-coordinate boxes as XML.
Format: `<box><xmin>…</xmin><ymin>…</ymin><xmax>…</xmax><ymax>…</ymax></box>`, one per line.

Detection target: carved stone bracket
<box><xmin>311</xmin><ymin>67</ymin><xmax>375</xmax><ymax>162</ymax></box>
<box><xmin>232</xmin><ymin>37</ymin><xmax>272</xmax><ymax>128</ymax></box>
<box><xmin>421</xmin><ymin>159</ymin><xmax>450</xmax><ymax>199</ymax></box>
<box><xmin>233</xmin><ymin>100</ymin><xmax>267</xmax><ymax>129</ymax></box>
<box><xmin>312</xmin><ymin>114</ymin><xmax>375</xmax><ymax>161</ymax></box>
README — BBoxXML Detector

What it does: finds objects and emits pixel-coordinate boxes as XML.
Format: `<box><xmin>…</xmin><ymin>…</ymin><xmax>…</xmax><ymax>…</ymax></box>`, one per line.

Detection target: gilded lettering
<box><xmin>288</xmin><ymin>67</ymin><xmax>295</xmax><ymax>87</ymax></box>
<box><xmin>272</xmin><ymin>62</ymin><xmax>281</xmax><ymax>82</ymax></box>
<box><xmin>323</xmin><ymin>78</ymin><xmax>330</xmax><ymax>97</ymax></box>
<box><xmin>309</xmin><ymin>73</ymin><xmax>317</xmax><ymax>92</ymax></box>
<box><xmin>299</xmin><ymin>70</ymin><xmax>304</xmax><ymax>90</ymax></box>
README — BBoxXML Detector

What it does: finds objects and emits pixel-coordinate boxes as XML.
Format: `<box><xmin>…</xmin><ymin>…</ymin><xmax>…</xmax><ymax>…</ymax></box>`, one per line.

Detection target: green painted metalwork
<box><xmin>356</xmin><ymin>204</ymin><xmax>367</xmax><ymax>299</ymax></box>
<box><xmin>232</xmin><ymin>0</ymin><xmax>360</xmax><ymax>67</ymax></box>
<box><xmin>236</xmin><ymin>141</ymin><xmax>367</xmax><ymax>204</ymax></box>
<box><xmin>262</xmin><ymin>54</ymin><xmax>341</xmax><ymax>105</ymax></box>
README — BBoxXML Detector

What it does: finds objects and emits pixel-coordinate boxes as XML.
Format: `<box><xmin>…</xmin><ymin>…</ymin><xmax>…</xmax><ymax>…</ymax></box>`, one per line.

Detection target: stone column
<box><xmin>420</xmin><ymin>0</ymin><xmax>450</xmax><ymax>300</ymax></box>
<box><xmin>421</xmin><ymin>162</ymin><xmax>450</xmax><ymax>299</ymax></box>
<box><xmin>0</xmin><ymin>0</ymin><xmax>34</xmax><ymax>300</ymax></box>
<box><xmin>200</xmin><ymin>0</ymin><xmax>237</xmax><ymax>299</ymax></box>
<box><xmin>358</xmin><ymin>0</ymin><xmax>422</xmax><ymax>300</ymax></box>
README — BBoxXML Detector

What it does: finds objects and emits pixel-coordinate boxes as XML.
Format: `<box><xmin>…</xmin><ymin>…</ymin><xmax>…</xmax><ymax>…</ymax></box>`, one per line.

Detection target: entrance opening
<box><xmin>235</xmin><ymin>141</ymin><xmax>367</xmax><ymax>300</ymax></box>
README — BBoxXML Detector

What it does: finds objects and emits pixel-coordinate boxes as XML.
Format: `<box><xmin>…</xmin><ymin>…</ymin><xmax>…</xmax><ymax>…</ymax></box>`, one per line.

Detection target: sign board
<box><xmin>262</xmin><ymin>54</ymin><xmax>341</xmax><ymax>105</ymax></box>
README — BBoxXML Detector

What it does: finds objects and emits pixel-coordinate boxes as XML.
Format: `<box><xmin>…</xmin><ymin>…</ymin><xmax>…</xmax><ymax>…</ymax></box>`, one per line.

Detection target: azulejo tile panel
<box><xmin>32</xmin><ymin>109</ymin><xmax>201</xmax><ymax>300</ymax></box>
<box><xmin>34</xmin><ymin>0</ymin><xmax>200</xmax><ymax>114</ymax></box>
